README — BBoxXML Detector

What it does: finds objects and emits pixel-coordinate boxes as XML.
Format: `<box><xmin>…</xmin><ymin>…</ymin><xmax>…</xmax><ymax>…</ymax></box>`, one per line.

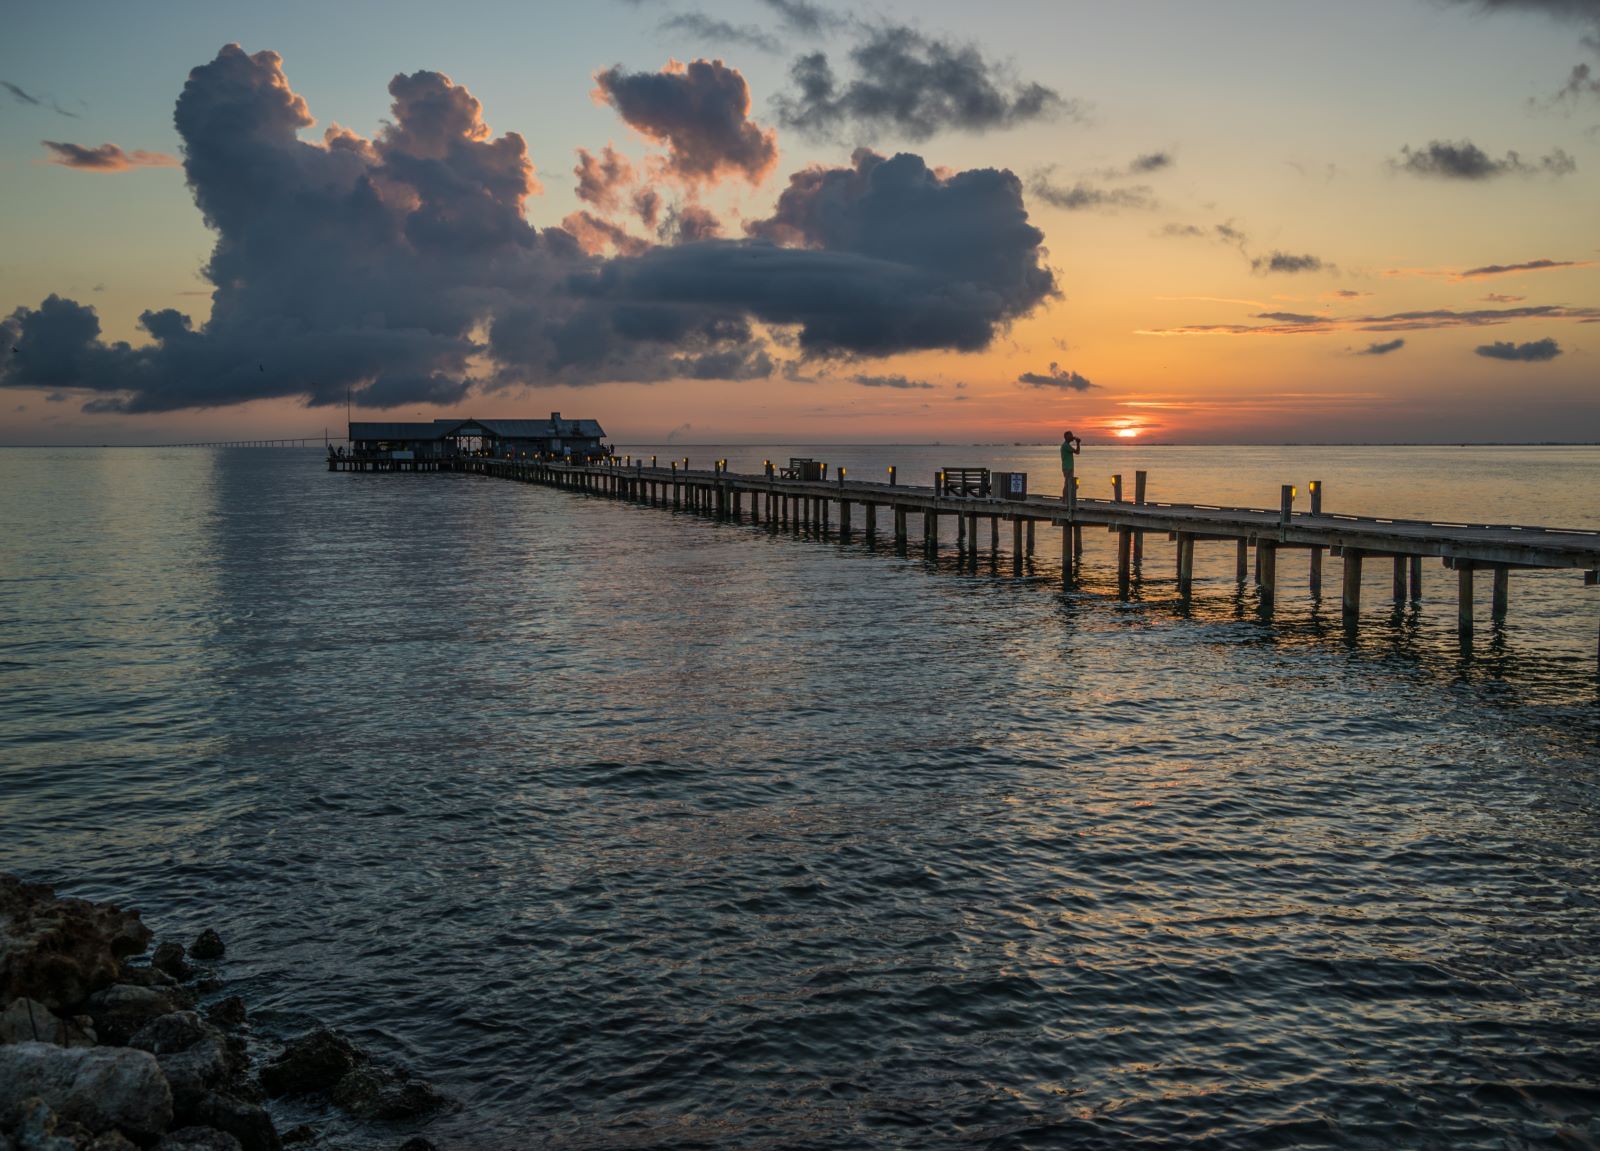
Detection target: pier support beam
<box><xmin>1236</xmin><ymin>539</ymin><xmax>1250</xmax><ymax>583</ymax></box>
<box><xmin>840</xmin><ymin>500</ymin><xmax>852</xmax><ymax>538</ymax></box>
<box><xmin>1310</xmin><ymin>546</ymin><xmax>1323</xmax><ymax>597</ymax></box>
<box><xmin>1459</xmin><ymin>563</ymin><xmax>1475</xmax><ymax>641</ymax></box>
<box><xmin>1393</xmin><ymin>556</ymin><xmax>1408</xmax><ymax>602</ymax></box>
<box><xmin>1116</xmin><ymin>529</ymin><xmax>1132</xmax><ymax>597</ymax></box>
<box><xmin>894</xmin><ymin>507</ymin><xmax>907</xmax><ymax>554</ymax></box>
<box><xmin>1492</xmin><ymin>565</ymin><xmax>1509</xmax><ymax>621</ymax></box>
<box><xmin>866</xmin><ymin>502</ymin><xmax>877</xmax><ymax>538</ymax></box>
<box><xmin>1410</xmin><ymin>555</ymin><xmax>1423</xmax><ymax>602</ymax></box>
<box><xmin>1342</xmin><ymin>548</ymin><xmax>1364</xmax><ymax>626</ymax></box>
<box><xmin>1258</xmin><ymin>542</ymin><xmax>1278</xmax><ymax>608</ymax></box>
<box><xmin>1013</xmin><ymin>518</ymin><xmax>1024</xmax><ymax>577</ymax></box>
<box><xmin>1176</xmin><ymin>532</ymin><xmax>1195</xmax><ymax>597</ymax></box>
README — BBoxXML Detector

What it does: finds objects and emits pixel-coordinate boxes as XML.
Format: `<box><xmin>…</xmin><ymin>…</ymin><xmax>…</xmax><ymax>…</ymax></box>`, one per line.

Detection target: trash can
<box><xmin>993</xmin><ymin>471</ymin><xmax>1028</xmax><ymax>499</ymax></box>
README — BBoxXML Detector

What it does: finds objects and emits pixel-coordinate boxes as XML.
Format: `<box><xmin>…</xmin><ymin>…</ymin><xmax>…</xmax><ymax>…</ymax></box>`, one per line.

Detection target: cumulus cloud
<box><xmin>774</xmin><ymin>25</ymin><xmax>1074</xmax><ymax>141</ymax></box>
<box><xmin>1393</xmin><ymin>139</ymin><xmax>1577</xmax><ymax>178</ymax></box>
<box><xmin>1028</xmin><ymin>167</ymin><xmax>1156</xmax><ymax>211</ymax></box>
<box><xmin>1</xmin><ymin>47</ymin><xmax>1056</xmax><ymax>411</ymax></box>
<box><xmin>1475</xmin><ymin>337</ymin><xmax>1563</xmax><ymax>360</ymax></box>
<box><xmin>852</xmin><ymin>372</ymin><xmax>933</xmax><ymax>388</ymax></box>
<box><xmin>1251</xmin><ymin>251</ymin><xmax>1326</xmax><ymax>274</ymax></box>
<box><xmin>1018</xmin><ymin>362</ymin><xmax>1095</xmax><ymax>390</ymax></box>
<box><xmin>561</xmin><ymin>210</ymin><xmax>651</xmax><ymax>256</ymax></box>
<box><xmin>574</xmin><ymin>144</ymin><xmax>636</xmax><ymax>211</ymax></box>
<box><xmin>593</xmin><ymin>58</ymin><xmax>778</xmax><ymax>186</ymax></box>
<box><xmin>658</xmin><ymin>202</ymin><xmax>724</xmax><ymax>242</ymax></box>
<box><xmin>1356</xmin><ymin>338</ymin><xmax>1406</xmax><ymax>355</ymax></box>
<box><xmin>41</xmin><ymin>140</ymin><xmax>178</xmax><ymax>171</ymax></box>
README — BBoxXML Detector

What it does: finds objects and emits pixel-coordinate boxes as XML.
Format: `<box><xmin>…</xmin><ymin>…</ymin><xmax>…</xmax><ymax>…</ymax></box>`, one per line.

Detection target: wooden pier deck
<box><xmin>329</xmin><ymin>454</ymin><xmax>1600</xmax><ymax>662</ymax></box>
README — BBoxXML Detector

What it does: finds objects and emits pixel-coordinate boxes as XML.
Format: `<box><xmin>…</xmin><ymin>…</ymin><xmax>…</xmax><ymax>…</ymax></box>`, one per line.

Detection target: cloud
<box><xmin>1393</xmin><ymin>139</ymin><xmax>1577</xmax><ymax>179</ymax></box>
<box><xmin>1251</xmin><ymin>251</ymin><xmax>1326</xmax><ymax>274</ymax></box>
<box><xmin>1329</xmin><ymin>289</ymin><xmax>1371</xmax><ymax>299</ymax></box>
<box><xmin>561</xmin><ymin>210</ymin><xmax>651</xmax><ymax>256</ymax></box>
<box><xmin>41</xmin><ymin>141</ymin><xmax>179</xmax><ymax>171</ymax></box>
<box><xmin>1474</xmin><ymin>337</ymin><xmax>1563</xmax><ymax>361</ymax></box>
<box><xmin>1481</xmin><ymin>292</ymin><xmax>1526</xmax><ymax>302</ymax></box>
<box><xmin>1127</xmin><ymin>151</ymin><xmax>1172</xmax><ymax>173</ymax></box>
<box><xmin>632</xmin><ymin>187</ymin><xmax>663</xmax><ymax>229</ymax></box>
<box><xmin>1</xmin><ymin>48</ymin><xmax>1056</xmax><ymax>412</ymax></box>
<box><xmin>1160</xmin><ymin>222</ymin><xmax>1206</xmax><ymax>239</ymax></box>
<box><xmin>1256</xmin><ymin>311</ymin><xmax>1323</xmax><ymax>324</ymax></box>
<box><xmin>573</xmin><ymin>144</ymin><xmax>635</xmax><ymax>211</ymax></box>
<box><xmin>1018</xmin><ymin>362</ymin><xmax>1095</xmax><ymax>390</ymax></box>
<box><xmin>3</xmin><ymin>80</ymin><xmax>78</xmax><ymax>117</ymax></box>
<box><xmin>774</xmin><ymin>25</ymin><xmax>1075</xmax><ymax>141</ymax></box>
<box><xmin>1028</xmin><ymin>167</ymin><xmax>1156</xmax><ymax>211</ymax></box>
<box><xmin>760</xmin><ymin>0</ymin><xmax>847</xmax><ymax>35</ymax></box>
<box><xmin>658</xmin><ymin>13</ymin><xmax>781</xmax><ymax>54</ymax></box>
<box><xmin>852</xmin><ymin>372</ymin><xmax>933</xmax><ymax>388</ymax></box>
<box><xmin>1356</xmin><ymin>338</ymin><xmax>1406</xmax><ymax>355</ymax></box>
<box><xmin>658</xmin><ymin>202</ymin><xmax>724</xmax><ymax>242</ymax></box>
<box><xmin>1140</xmin><ymin>303</ymin><xmax>1599</xmax><ymax>336</ymax></box>
<box><xmin>1437</xmin><ymin>1</ymin><xmax>1600</xmax><ymax>104</ymax></box>
<box><xmin>1459</xmin><ymin>257</ymin><xmax>1587</xmax><ymax>277</ymax></box>
<box><xmin>593</xmin><ymin>58</ymin><xmax>778</xmax><ymax>187</ymax></box>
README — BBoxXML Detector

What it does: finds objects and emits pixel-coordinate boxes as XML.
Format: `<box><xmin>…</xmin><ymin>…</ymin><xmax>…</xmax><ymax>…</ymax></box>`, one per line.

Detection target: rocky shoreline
<box><xmin>1</xmin><ymin>874</ymin><xmax>452</xmax><ymax>1151</ymax></box>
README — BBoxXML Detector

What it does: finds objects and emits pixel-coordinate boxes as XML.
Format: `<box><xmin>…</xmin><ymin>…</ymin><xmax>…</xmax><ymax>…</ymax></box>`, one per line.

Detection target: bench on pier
<box><xmin>781</xmin><ymin>457</ymin><xmax>825</xmax><ymax>481</ymax></box>
<box><xmin>940</xmin><ymin>467</ymin><xmax>991</xmax><ymax>497</ymax></box>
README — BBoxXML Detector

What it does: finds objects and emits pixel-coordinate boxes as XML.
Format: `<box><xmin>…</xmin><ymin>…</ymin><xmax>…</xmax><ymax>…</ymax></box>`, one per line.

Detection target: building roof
<box><xmin>350</xmin><ymin>416</ymin><xmax>606</xmax><ymax>441</ymax></box>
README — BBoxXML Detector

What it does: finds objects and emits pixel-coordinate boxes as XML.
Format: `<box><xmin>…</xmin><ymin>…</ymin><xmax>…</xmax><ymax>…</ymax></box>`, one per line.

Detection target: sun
<box><xmin>1115</xmin><ymin>428</ymin><xmax>1141</xmax><ymax>438</ymax></box>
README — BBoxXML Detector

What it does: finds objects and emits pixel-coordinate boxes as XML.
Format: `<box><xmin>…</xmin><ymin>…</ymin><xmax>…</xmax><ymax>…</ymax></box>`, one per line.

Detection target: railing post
<box><xmin>888</xmin><ymin>465</ymin><xmax>897</xmax><ymax>487</ymax></box>
<box><xmin>1111</xmin><ymin>474</ymin><xmax>1123</xmax><ymax>503</ymax></box>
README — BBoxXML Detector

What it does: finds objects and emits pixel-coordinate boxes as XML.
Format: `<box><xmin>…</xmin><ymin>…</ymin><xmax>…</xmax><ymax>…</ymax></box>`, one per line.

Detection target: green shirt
<box><xmin>1060</xmin><ymin>441</ymin><xmax>1076</xmax><ymax>473</ymax></box>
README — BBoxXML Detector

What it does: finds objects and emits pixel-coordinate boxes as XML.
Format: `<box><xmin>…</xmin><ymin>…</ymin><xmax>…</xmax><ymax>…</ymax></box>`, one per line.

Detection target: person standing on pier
<box><xmin>1061</xmin><ymin>430</ymin><xmax>1081</xmax><ymax>511</ymax></box>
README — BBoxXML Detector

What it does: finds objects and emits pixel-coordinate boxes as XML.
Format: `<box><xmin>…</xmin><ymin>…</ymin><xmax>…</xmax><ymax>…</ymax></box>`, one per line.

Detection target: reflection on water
<box><xmin>1</xmin><ymin>446</ymin><xmax>1598</xmax><ymax>1150</ymax></box>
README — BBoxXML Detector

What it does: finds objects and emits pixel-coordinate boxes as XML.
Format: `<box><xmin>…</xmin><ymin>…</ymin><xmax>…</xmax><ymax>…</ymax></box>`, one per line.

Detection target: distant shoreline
<box><xmin>3</xmin><ymin>440</ymin><xmax>1598</xmax><ymax>451</ymax></box>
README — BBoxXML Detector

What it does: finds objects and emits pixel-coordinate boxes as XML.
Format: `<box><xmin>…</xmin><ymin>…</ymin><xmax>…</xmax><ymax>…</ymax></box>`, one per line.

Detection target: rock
<box><xmin>0</xmin><ymin>1042</ymin><xmax>172</xmax><ymax>1139</ymax></box>
<box><xmin>330</xmin><ymin>1066</ymin><xmax>452</xmax><ymax>1122</ymax></box>
<box><xmin>128</xmin><ymin>1011</ymin><xmax>211</xmax><ymax>1056</ymax></box>
<box><xmin>188</xmin><ymin>932</ymin><xmax>225</xmax><ymax>962</ymax></box>
<box><xmin>0</xmin><ymin>876</ymin><xmax>152</xmax><ymax>1011</ymax></box>
<box><xmin>396</xmin><ymin>1140</ymin><xmax>438</xmax><ymax>1151</ymax></box>
<box><xmin>85</xmin><ymin>1132</ymin><xmax>138</xmax><ymax>1151</ymax></box>
<box><xmin>180</xmin><ymin>1094</ymin><xmax>280</xmax><ymax>1151</ymax></box>
<box><xmin>85</xmin><ymin>985</ymin><xmax>178</xmax><ymax>1047</ymax></box>
<box><xmin>115</xmin><ymin>964</ymin><xmax>176</xmax><ymax>989</ymax></box>
<box><xmin>258</xmin><ymin>1030</ymin><xmax>364</xmax><ymax>1098</ymax></box>
<box><xmin>203</xmin><ymin>997</ymin><xmax>245</xmax><ymax>1030</ymax></box>
<box><xmin>0</xmin><ymin>999</ymin><xmax>94</xmax><ymax>1048</ymax></box>
<box><xmin>151</xmin><ymin>942</ymin><xmax>192</xmax><ymax>981</ymax></box>
<box><xmin>277</xmin><ymin>1127</ymin><xmax>314</xmax><ymax>1145</ymax></box>
<box><xmin>11</xmin><ymin>1097</ymin><xmax>82</xmax><ymax>1151</ymax></box>
<box><xmin>156</xmin><ymin>1128</ymin><xmax>244</xmax><ymax>1151</ymax></box>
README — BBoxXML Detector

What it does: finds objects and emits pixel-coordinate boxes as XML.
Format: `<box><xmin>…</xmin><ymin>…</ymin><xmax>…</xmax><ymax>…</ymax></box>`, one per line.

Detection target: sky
<box><xmin>1</xmin><ymin>0</ymin><xmax>1597</xmax><ymax>445</ymax></box>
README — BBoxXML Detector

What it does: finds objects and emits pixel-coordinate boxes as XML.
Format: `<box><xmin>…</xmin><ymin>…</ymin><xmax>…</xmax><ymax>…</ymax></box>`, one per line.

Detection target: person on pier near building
<box><xmin>1061</xmin><ymin>430</ymin><xmax>1081</xmax><ymax>511</ymax></box>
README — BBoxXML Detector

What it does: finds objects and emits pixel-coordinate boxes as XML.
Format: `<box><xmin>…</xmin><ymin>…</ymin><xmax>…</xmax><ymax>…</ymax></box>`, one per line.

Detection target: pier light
<box><xmin>840</xmin><ymin>467</ymin><xmax>846</xmax><ymax>480</ymax></box>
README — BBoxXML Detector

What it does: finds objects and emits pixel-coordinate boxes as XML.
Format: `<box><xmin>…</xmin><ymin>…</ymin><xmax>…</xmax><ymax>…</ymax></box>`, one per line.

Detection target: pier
<box><xmin>329</xmin><ymin>454</ymin><xmax>1600</xmax><ymax>666</ymax></box>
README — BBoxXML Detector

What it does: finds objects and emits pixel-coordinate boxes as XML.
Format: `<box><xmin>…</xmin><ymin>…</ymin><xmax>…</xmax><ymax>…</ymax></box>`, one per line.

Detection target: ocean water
<box><xmin>1</xmin><ymin>444</ymin><xmax>1597</xmax><ymax>1149</ymax></box>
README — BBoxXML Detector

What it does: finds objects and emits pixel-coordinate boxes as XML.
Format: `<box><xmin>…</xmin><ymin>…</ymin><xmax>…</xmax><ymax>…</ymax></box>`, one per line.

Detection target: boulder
<box><xmin>179</xmin><ymin>1094</ymin><xmax>279</xmax><ymax>1151</ymax></box>
<box><xmin>156</xmin><ymin>1128</ymin><xmax>244</xmax><ymax>1151</ymax></box>
<box><xmin>396</xmin><ymin>1140</ymin><xmax>438</xmax><ymax>1151</ymax></box>
<box><xmin>85</xmin><ymin>985</ymin><xmax>178</xmax><ymax>1047</ymax></box>
<box><xmin>203</xmin><ymin>998</ymin><xmax>245</xmax><ymax>1030</ymax></box>
<box><xmin>188</xmin><ymin>932</ymin><xmax>225</xmax><ymax>962</ymax></box>
<box><xmin>151</xmin><ymin>943</ymin><xmax>192</xmax><ymax>982</ymax></box>
<box><xmin>258</xmin><ymin>1030</ymin><xmax>364</xmax><ymax>1098</ymax></box>
<box><xmin>10</xmin><ymin>1097</ymin><xmax>83</xmax><ymax>1151</ymax></box>
<box><xmin>0</xmin><ymin>876</ymin><xmax>151</xmax><ymax>1011</ymax></box>
<box><xmin>277</xmin><ymin>1127</ymin><xmax>314</xmax><ymax>1146</ymax></box>
<box><xmin>0</xmin><ymin>1042</ymin><xmax>172</xmax><ymax>1139</ymax></box>
<box><xmin>330</xmin><ymin>1067</ymin><xmax>452</xmax><ymax>1122</ymax></box>
<box><xmin>0</xmin><ymin>999</ymin><xmax>94</xmax><ymax>1048</ymax></box>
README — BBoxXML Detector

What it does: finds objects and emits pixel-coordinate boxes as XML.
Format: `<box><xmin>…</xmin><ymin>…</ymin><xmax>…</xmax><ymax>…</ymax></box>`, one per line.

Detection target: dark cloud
<box><xmin>1018</xmin><ymin>362</ymin><xmax>1095</xmax><ymax>390</ymax></box>
<box><xmin>1475</xmin><ymin>337</ymin><xmax>1563</xmax><ymax>360</ymax></box>
<box><xmin>659</xmin><ymin>13</ymin><xmax>781</xmax><ymax>54</ymax></box>
<box><xmin>852</xmin><ymin>372</ymin><xmax>933</xmax><ymax>388</ymax></box>
<box><xmin>41</xmin><ymin>141</ymin><xmax>178</xmax><ymax>171</ymax></box>
<box><xmin>760</xmin><ymin>0</ymin><xmax>846</xmax><ymax>35</ymax></box>
<box><xmin>656</xmin><ymin>203</ymin><xmax>723</xmax><ymax>243</ymax></box>
<box><xmin>1251</xmin><ymin>251</ymin><xmax>1326</xmax><ymax>274</ymax></box>
<box><xmin>1144</xmin><ymin>303</ymin><xmax>1599</xmax><ymax>335</ymax></box>
<box><xmin>3</xmin><ymin>80</ymin><xmax>78</xmax><ymax>117</ymax></box>
<box><xmin>2</xmin><ymin>48</ymin><xmax>1055</xmax><ymax>411</ymax></box>
<box><xmin>1160</xmin><ymin>222</ymin><xmax>1206</xmax><ymax>238</ymax></box>
<box><xmin>574</xmin><ymin>145</ymin><xmax>635</xmax><ymax>211</ymax></box>
<box><xmin>593</xmin><ymin>58</ymin><xmax>778</xmax><ymax>186</ymax></box>
<box><xmin>1257</xmin><ymin>311</ymin><xmax>1322</xmax><ymax>324</ymax></box>
<box><xmin>562</xmin><ymin>210</ymin><xmax>651</xmax><ymax>256</ymax></box>
<box><xmin>1127</xmin><ymin>151</ymin><xmax>1172</xmax><ymax>173</ymax></box>
<box><xmin>1481</xmin><ymin>292</ymin><xmax>1526</xmax><ymax>302</ymax></box>
<box><xmin>1029</xmin><ymin>168</ymin><xmax>1156</xmax><ymax>211</ymax></box>
<box><xmin>1394</xmin><ymin>139</ymin><xmax>1577</xmax><ymax>178</ymax></box>
<box><xmin>1460</xmin><ymin>257</ymin><xmax>1582</xmax><ymax>276</ymax></box>
<box><xmin>632</xmin><ymin>187</ymin><xmax>662</xmax><ymax>228</ymax></box>
<box><xmin>1357</xmin><ymin>338</ymin><xmax>1406</xmax><ymax>355</ymax></box>
<box><xmin>774</xmin><ymin>25</ymin><xmax>1075</xmax><ymax>142</ymax></box>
